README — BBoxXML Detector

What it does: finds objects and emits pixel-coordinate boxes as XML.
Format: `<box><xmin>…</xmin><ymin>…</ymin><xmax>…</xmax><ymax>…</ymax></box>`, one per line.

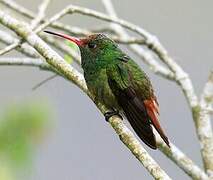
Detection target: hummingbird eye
<box><xmin>88</xmin><ymin>42</ymin><xmax>97</xmax><ymax>49</ymax></box>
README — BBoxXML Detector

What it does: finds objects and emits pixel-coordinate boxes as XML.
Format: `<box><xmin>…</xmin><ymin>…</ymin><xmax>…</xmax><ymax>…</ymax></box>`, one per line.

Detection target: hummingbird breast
<box><xmin>84</xmin><ymin>68</ymin><xmax>120</xmax><ymax>110</ymax></box>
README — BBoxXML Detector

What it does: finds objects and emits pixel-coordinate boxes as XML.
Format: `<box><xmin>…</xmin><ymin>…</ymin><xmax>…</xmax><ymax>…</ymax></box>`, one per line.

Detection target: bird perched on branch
<box><xmin>44</xmin><ymin>31</ymin><xmax>170</xmax><ymax>149</ymax></box>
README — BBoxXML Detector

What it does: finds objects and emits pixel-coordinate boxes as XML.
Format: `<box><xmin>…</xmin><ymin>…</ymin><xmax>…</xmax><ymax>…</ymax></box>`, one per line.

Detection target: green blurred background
<box><xmin>0</xmin><ymin>0</ymin><xmax>212</xmax><ymax>179</ymax></box>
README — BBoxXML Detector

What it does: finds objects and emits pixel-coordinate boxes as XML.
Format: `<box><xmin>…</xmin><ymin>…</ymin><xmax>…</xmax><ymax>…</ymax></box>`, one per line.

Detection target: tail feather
<box><xmin>125</xmin><ymin>100</ymin><xmax>157</xmax><ymax>149</ymax></box>
<box><xmin>144</xmin><ymin>99</ymin><xmax>170</xmax><ymax>147</ymax></box>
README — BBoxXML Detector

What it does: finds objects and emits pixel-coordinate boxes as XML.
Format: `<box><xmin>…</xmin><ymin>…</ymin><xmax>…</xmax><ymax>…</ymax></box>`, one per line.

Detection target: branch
<box><xmin>0</xmin><ymin>30</ymin><xmax>39</xmax><ymax>57</ymax></box>
<box><xmin>198</xmin><ymin>71</ymin><xmax>213</xmax><ymax>177</ymax></box>
<box><xmin>0</xmin><ymin>57</ymin><xmax>48</xmax><ymax>68</ymax></box>
<box><xmin>0</xmin><ymin>0</ymin><xmax>51</xmax><ymax>56</ymax></box>
<box><xmin>30</xmin><ymin>0</ymin><xmax>51</xmax><ymax>30</ymax></box>
<box><xmin>201</xmin><ymin>71</ymin><xmax>213</xmax><ymax>109</ymax></box>
<box><xmin>0</xmin><ymin>0</ymin><xmax>34</xmax><ymax>19</ymax></box>
<box><xmin>0</xmin><ymin>11</ymin><xmax>172</xmax><ymax>180</ymax></box>
<box><xmin>0</xmin><ymin>41</ymin><xmax>20</xmax><ymax>56</ymax></box>
<box><xmin>157</xmin><ymin>140</ymin><xmax>209</xmax><ymax>180</ymax></box>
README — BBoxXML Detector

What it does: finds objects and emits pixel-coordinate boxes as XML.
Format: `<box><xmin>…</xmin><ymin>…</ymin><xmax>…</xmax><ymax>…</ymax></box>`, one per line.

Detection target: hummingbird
<box><xmin>44</xmin><ymin>30</ymin><xmax>170</xmax><ymax>149</ymax></box>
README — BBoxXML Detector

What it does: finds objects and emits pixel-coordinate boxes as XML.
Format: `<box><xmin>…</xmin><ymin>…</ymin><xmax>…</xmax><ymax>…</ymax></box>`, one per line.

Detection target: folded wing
<box><xmin>107</xmin><ymin>61</ymin><xmax>170</xmax><ymax>149</ymax></box>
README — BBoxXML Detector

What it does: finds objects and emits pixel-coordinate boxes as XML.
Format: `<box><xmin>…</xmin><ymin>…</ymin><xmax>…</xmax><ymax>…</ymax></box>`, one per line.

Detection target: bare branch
<box><xmin>0</xmin><ymin>0</ymin><xmax>51</xmax><ymax>56</ymax></box>
<box><xmin>30</xmin><ymin>0</ymin><xmax>51</xmax><ymax>30</ymax></box>
<box><xmin>0</xmin><ymin>57</ymin><xmax>54</xmax><ymax>74</ymax></box>
<box><xmin>201</xmin><ymin>71</ymin><xmax>213</xmax><ymax>107</ymax></box>
<box><xmin>0</xmin><ymin>41</ymin><xmax>20</xmax><ymax>56</ymax></box>
<box><xmin>0</xmin><ymin>0</ymin><xmax>34</xmax><ymax>19</ymax></box>
<box><xmin>157</xmin><ymin>140</ymin><xmax>209</xmax><ymax>180</ymax></box>
<box><xmin>0</xmin><ymin>30</ymin><xmax>39</xmax><ymax>57</ymax></box>
<box><xmin>0</xmin><ymin>11</ymin><xmax>172</xmax><ymax>180</ymax></box>
<box><xmin>198</xmin><ymin>71</ymin><xmax>213</xmax><ymax>177</ymax></box>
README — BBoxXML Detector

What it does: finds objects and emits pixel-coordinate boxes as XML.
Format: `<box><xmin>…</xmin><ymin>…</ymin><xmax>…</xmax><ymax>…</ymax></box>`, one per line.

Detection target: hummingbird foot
<box><xmin>104</xmin><ymin>110</ymin><xmax>122</xmax><ymax>122</ymax></box>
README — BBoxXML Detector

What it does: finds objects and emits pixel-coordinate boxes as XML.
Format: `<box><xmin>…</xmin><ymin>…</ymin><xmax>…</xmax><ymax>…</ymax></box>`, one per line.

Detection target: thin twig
<box><xmin>199</xmin><ymin>71</ymin><xmax>213</xmax><ymax>177</ymax></box>
<box><xmin>0</xmin><ymin>0</ymin><xmax>34</xmax><ymax>19</ymax></box>
<box><xmin>31</xmin><ymin>0</ymin><xmax>51</xmax><ymax>30</ymax></box>
<box><xmin>0</xmin><ymin>41</ymin><xmax>20</xmax><ymax>56</ymax></box>
<box><xmin>0</xmin><ymin>0</ymin><xmax>51</xmax><ymax>56</ymax></box>
<box><xmin>157</xmin><ymin>139</ymin><xmax>209</xmax><ymax>180</ymax></box>
<box><xmin>32</xmin><ymin>74</ymin><xmax>57</xmax><ymax>90</ymax></box>
<box><xmin>0</xmin><ymin>57</ymin><xmax>50</xmax><ymax>70</ymax></box>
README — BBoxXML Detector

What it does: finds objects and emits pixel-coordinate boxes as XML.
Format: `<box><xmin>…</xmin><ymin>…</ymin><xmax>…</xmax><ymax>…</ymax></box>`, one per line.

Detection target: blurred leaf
<box><xmin>65</xmin><ymin>40</ymin><xmax>78</xmax><ymax>51</ymax></box>
<box><xmin>0</xmin><ymin>101</ymin><xmax>51</xmax><ymax>167</ymax></box>
<box><xmin>64</xmin><ymin>40</ymin><xmax>79</xmax><ymax>64</ymax></box>
<box><xmin>0</xmin><ymin>165</ymin><xmax>14</xmax><ymax>180</ymax></box>
<box><xmin>64</xmin><ymin>54</ymin><xmax>73</xmax><ymax>64</ymax></box>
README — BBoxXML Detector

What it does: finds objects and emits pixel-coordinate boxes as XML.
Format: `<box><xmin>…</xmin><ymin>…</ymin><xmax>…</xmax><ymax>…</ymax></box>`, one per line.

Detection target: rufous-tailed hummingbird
<box><xmin>44</xmin><ymin>31</ymin><xmax>170</xmax><ymax>149</ymax></box>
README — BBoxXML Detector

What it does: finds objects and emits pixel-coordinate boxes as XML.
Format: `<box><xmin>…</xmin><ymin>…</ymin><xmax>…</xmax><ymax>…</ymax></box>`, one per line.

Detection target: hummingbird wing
<box><xmin>107</xmin><ymin>59</ymin><xmax>169</xmax><ymax>149</ymax></box>
<box><xmin>107</xmin><ymin>62</ymin><xmax>157</xmax><ymax>149</ymax></box>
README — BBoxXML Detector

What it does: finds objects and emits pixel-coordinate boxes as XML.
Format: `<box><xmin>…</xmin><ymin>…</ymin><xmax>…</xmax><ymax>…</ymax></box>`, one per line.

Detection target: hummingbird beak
<box><xmin>44</xmin><ymin>30</ymin><xmax>83</xmax><ymax>46</ymax></box>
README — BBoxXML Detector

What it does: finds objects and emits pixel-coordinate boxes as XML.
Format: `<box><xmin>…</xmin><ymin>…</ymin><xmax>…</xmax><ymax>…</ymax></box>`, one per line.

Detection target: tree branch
<box><xmin>30</xmin><ymin>0</ymin><xmax>51</xmax><ymax>30</ymax></box>
<box><xmin>0</xmin><ymin>0</ymin><xmax>51</xmax><ymax>56</ymax></box>
<box><xmin>0</xmin><ymin>57</ymin><xmax>48</xmax><ymax>68</ymax></box>
<box><xmin>199</xmin><ymin>71</ymin><xmax>213</xmax><ymax>177</ymax></box>
<box><xmin>157</xmin><ymin>140</ymin><xmax>209</xmax><ymax>180</ymax></box>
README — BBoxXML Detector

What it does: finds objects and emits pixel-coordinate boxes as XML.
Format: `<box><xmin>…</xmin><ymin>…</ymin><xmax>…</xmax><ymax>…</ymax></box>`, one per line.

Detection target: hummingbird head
<box><xmin>44</xmin><ymin>31</ymin><xmax>121</xmax><ymax>68</ymax></box>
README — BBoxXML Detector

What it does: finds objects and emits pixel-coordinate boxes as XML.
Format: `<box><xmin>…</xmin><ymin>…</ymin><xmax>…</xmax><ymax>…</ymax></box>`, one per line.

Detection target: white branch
<box><xmin>199</xmin><ymin>71</ymin><xmax>213</xmax><ymax>177</ymax></box>
<box><xmin>0</xmin><ymin>0</ymin><xmax>34</xmax><ymax>18</ymax></box>
<box><xmin>157</xmin><ymin>140</ymin><xmax>209</xmax><ymax>180</ymax></box>
<box><xmin>0</xmin><ymin>0</ymin><xmax>51</xmax><ymax>56</ymax></box>
<box><xmin>0</xmin><ymin>30</ymin><xmax>39</xmax><ymax>57</ymax></box>
<box><xmin>0</xmin><ymin>41</ymin><xmax>19</xmax><ymax>55</ymax></box>
<box><xmin>201</xmin><ymin>71</ymin><xmax>213</xmax><ymax>107</ymax></box>
<box><xmin>30</xmin><ymin>0</ymin><xmax>51</xmax><ymax>30</ymax></box>
<box><xmin>0</xmin><ymin>57</ymin><xmax>47</xmax><ymax>67</ymax></box>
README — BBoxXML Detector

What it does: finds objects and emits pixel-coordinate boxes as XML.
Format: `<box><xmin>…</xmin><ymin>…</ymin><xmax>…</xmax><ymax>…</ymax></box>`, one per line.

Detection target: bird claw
<box><xmin>104</xmin><ymin>110</ymin><xmax>122</xmax><ymax>122</ymax></box>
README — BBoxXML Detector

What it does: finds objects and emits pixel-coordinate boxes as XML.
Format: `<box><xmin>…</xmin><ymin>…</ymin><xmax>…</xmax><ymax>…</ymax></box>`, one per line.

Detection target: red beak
<box><xmin>44</xmin><ymin>30</ymin><xmax>83</xmax><ymax>46</ymax></box>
